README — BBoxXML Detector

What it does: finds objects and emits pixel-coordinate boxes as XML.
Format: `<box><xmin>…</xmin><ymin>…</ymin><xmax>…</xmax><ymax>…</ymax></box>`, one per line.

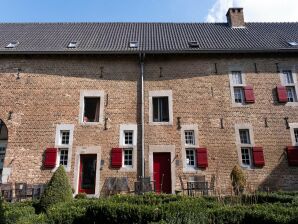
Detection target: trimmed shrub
<box><xmin>75</xmin><ymin>192</ymin><xmax>87</xmax><ymax>199</ymax></box>
<box><xmin>230</xmin><ymin>165</ymin><xmax>246</xmax><ymax>195</ymax></box>
<box><xmin>39</xmin><ymin>165</ymin><xmax>73</xmax><ymax>211</ymax></box>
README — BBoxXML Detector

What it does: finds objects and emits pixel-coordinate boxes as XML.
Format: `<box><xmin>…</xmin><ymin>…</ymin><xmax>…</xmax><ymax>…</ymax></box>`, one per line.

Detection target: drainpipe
<box><xmin>139</xmin><ymin>53</ymin><xmax>145</xmax><ymax>178</ymax></box>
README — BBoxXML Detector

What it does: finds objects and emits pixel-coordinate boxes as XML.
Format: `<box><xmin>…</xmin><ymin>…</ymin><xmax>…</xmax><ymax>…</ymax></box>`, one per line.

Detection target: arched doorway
<box><xmin>0</xmin><ymin>119</ymin><xmax>8</xmax><ymax>176</ymax></box>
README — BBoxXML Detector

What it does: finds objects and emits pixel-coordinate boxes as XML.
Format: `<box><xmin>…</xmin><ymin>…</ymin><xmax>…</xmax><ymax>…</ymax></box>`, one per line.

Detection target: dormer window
<box><xmin>6</xmin><ymin>41</ymin><xmax>19</xmax><ymax>48</ymax></box>
<box><xmin>129</xmin><ymin>41</ymin><xmax>138</xmax><ymax>48</ymax></box>
<box><xmin>188</xmin><ymin>41</ymin><xmax>199</xmax><ymax>48</ymax></box>
<box><xmin>67</xmin><ymin>41</ymin><xmax>78</xmax><ymax>48</ymax></box>
<box><xmin>288</xmin><ymin>41</ymin><xmax>298</xmax><ymax>46</ymax></box>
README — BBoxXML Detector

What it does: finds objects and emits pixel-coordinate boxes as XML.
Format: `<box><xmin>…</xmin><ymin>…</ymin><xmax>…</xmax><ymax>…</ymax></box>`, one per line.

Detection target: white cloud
<box><xmin>206</xmin><ymin>0</ymin><xmax>298</xmax><ymax>22</ymax></box>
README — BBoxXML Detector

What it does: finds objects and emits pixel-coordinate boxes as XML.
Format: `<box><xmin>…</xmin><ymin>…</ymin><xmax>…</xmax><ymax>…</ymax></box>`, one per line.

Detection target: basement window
<box><xmin>5</xmin><ymin>41</ymin><xmax>19</xmax><ymax>48</ymax></box>
<box><xmin>129</xmin><ymin>41</ymin><xmax>139</xmax><ymax>48</ymax></box>
<box><xmin>67</xmin><ymin>41</ymin><xmax>78</xmax><ymax>48</ymax></box>
<box><xmin>83</xmin><ymin>97</ymin><xmax>101</xmax><ymax>122</ymax></box>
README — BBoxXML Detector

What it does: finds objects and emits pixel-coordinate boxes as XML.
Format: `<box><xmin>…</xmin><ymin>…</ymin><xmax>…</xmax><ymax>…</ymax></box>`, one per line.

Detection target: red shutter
<box><xmin>196</xmin><ymin>148</ymin><xmax>208</xmax><ymax>168</ymax></box>
<box><xmin>276</xmin><ymin>85</ymin><xmax>288</xmax><ymax>103</ymax></box>
<box><xmin>252</xmin><ymin>147</ymin><xmax>265</xmax><ymax>167</ymax></box>
<box><xmin>44</xmin><ymin>148</ymin><xmax>57</xmax><ymax>169</ymax></box>
<box><xmin>244</xmin><ymin>85</ymin><xmax>255</xmax><ymax>103</ymax></box>
<box><xmin>111</xmin><ymin>148</ymin><xmax>122</xmax><ymax>168</ymax></box>
<box><xmin>286</xmin><ymin>146</ymin><xmax>298</xmax><ymax>166</ymax></box>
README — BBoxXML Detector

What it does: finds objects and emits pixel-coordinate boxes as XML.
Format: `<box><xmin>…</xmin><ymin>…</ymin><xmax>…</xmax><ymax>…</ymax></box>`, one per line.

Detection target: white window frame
<box><xmin>119</xmin><ymin>124</ymin><xmax>137</xmax><ymax>171</ymax></box>
<box><xmin>0</xmin><ymin>141</ymin><xmax>7</xmax><ymax>171</ymax></box>
<box><xmin>181</xmin><ymin>124</ymin><xmax>199</xmax><ymax>172</ymax></box>
<box><xmin>149</xmin><ymin>90</ymin><xmax>173</xmax><ymax>125</ymax></box>
<box><xmin>55</xmin><ymin>124</ymin><xmax>74</xmax><ymax>172</ymax></box>
<box><xmin>79</xmin><ymin>90</ymin><xmax>105</xmax><ymax>125</ymax></box>
<box><xmin>280</xmin><ymin>68</ymin><xmax>298</xmax><ymax>106</ymax></box>
<box><xmin>289</xmin><ymin>123</ymin><xmax>298</xmax><ymax>146</ymax></box>
<box><xmin>235</xmin><ymin>124</ymin><xmax>255</xmax><ymax>169</ymax></box>
<box><xmin>229</xmin><ymin>67</ymin><xmax>246</xmax><ymax>107</ymax></box>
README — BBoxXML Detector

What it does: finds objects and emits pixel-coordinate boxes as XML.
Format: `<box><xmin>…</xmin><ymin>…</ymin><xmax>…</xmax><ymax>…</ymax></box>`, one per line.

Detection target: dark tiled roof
<box><xmin>0</xmin><ymin>22</ymin><xmax>297</xmax><ymax>54</ymax></box>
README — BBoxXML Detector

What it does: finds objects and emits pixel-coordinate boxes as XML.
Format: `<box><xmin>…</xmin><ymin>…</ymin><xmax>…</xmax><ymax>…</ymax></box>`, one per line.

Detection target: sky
<box><xmin>0</xmin><ymin>0</ymin><xmax>297</xmax><ymax>23</ymax></box>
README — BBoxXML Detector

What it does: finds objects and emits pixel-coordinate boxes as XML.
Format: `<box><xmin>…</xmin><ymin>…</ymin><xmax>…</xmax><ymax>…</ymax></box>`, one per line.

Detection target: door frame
<box><xmin>73</xmin><ymin>146</ymin><xmax>101</xmax><ymax>197</ymax></box>
<box><xmin>78</xmin><ymin>154</ymin><xmax>97</xmax><ymax>194</ymax></box>
<box><xmin>149</xmin><ymin>145</ymin><xmax>176</xmax><ymax>194</ymax></box>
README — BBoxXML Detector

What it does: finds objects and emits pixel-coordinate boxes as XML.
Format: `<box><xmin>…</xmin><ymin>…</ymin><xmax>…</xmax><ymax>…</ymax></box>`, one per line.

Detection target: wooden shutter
<box><xmin>196</xmin><ymin>148</ymin><xmax>208</xmax><ymax>168</ymax></box>
<box><xmin>252</xmin><ymin>147</ymin><xmax>265</xmax><ymax>167</ymax></box>
<box><xmin>276</xmin><ymin>85</ymin><xmax>288</xmax><ymax>103</ymax></box>
<box><xmin>244</xmin><ymin>85</ymin><xmax>255</xmax><ymax>103</ymax></box>
<box><xmin>111</xmin><ymin>148</ymin><xmax>122</xmax><ymax>168</ymax></box>
<box><xmin>44</xmin><ymin>148</ymin><xmax>57</xmax><ymax>169</ymax></box>
<box><xmin>286</xmin><ymin>146</ymin><xmax>298</xmax><ymax>166</ymax></box>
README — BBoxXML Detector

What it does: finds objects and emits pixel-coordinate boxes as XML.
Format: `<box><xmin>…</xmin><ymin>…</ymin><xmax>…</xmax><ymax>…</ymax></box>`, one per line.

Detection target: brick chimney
<box><xmin>226</xmin><ymin>8</ymin><xmax>245</xmax><ymax>28</ymax></box>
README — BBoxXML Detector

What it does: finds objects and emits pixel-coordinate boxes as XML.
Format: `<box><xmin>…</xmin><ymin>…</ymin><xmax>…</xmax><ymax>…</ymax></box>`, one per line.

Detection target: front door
<box><xmin>153</xmin><ymin>153</ymin><xmax>172</xmax><ymax>194</ymax></box>
<box><xmin>78</xmin><ymin>154</ymin><xmax>97</xmax><ymax>194</ymax></box>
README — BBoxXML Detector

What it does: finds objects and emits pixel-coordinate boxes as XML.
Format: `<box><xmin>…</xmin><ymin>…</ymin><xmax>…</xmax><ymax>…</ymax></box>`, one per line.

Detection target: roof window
<box><xmin>188</xmin><ymin>41</ymin><xmax>200</xmax><ymax>48</ymax></box>
<box><xmin>67</xmin><ymin>41</ymin><xmax>78</xmax><ymax>48</ymax></box>
<box><xmin>129</xmin><ymin>41</ymin><xmax>138</xmax><ymax>48</ymax></box>
<box><xmin>288</xmin><ymin>41</ymin><xmax>298</xmax><ymax>46</ymax></box>
<box><xmin>5</xmin><ymin>41</ymin><xmax>19</xmax><ymax>48</ymax></box>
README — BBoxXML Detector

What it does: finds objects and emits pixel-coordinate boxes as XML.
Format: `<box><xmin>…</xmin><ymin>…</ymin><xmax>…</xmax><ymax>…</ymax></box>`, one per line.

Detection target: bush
<box><xmin>39</xmin><ymin>165</ymin><xmax>73</xmax><ymax>211</ymax></box>
<box><xmin>75</xmin><ymin>192</ymin><xmax>87</xmax><ymax>199</ymax></box>
<box><xmin>230</xmin><ymin>165</ymin><xmax>246</xmax><ymax>195</ymax></box>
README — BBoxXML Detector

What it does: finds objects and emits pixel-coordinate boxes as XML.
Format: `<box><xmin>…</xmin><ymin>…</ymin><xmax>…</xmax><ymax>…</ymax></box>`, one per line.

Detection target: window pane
<box><xmin>283</xmin><ymin>70</ymin><xmax>294</xmax><ymax>84</ymax></box>
<box><xmin>232</xmin><ymin>71</ymin><xmax>242</xmax><ymax>85</ymax></box>
<box><xmin>153</xmin><ymin>98</ymin><xmax>159</xmax><ymax>122</ymax></box>
<box><xmin>161</xmin><ymin>97</ymin><xmax>169</xmax><ymax>122</ymax></box>
<box><xmin>239</xmin><ymin>129</ymin><xmax>250</xmax><ymax>144</ymax></box>
<box><xmin>185</xmin><ymin>130</ymin><xmax>195</xmax><ymax>145</ymax></box>
<box><xmin>60</xmin><ymin>130</ymin><xmax>70</xmax><ymax>145</ymax></box>
<box><xmin>124</xmin><ymin>131</ymin><xmax>133</xmax><ymax>145</ymax></box>
<box><xmin>59</xmin><ymin>148</ymin><xmax>68</xmax><ymax>166</ymax></box>
<box><xmin>294</xmin><ymin>129</ymin><xmax>298</xmax><ymax>143</ymax></box>
<box><xmin>286</xmin><ymin>87</ymin><xmax>297</xmax><ymax>102</ymax></box>
<box><xmin>84</xmin><ymin>97</ymin><xmax>100</xmax><ymax>122</ymax></box>
<box><xmin>241</xmin><ymin>148</ymin><xmax>251</xmax><ymax>166</ymax></box>
<box><xmin>234</xmin><ymin>87</ymin><xmax>244</xmax><ymax>103</ymax></box>
<box><xmin>152</xmin><ymin>97</ymin><xmax>169</xmax><ymax>122</ymax></box>
<box><xmin>124</xmin><ymin>149</ymin><xmax>133</xmax><ymax>166</ymax></box>
<box><xmin>186</xmin><ymin>149</ymin><xmax>195</xmax><ymax>167</ymax></box>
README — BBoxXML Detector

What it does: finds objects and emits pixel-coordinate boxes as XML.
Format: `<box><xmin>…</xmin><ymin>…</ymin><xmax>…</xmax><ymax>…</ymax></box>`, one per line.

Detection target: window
<box><xmin>83</xmin><ymin>97</ymin><xmax>100</xmax><ymax>122</ymax></box>
<box><xmin>185</xmin><ymin>130</ymin><xmax>195</xmax><ymax>145</ymax></box>
<box><xmin>67</xmin><ymin>41</ymin><xmax>77</xmax><ymax>48</ymax></box>
<box><xmin>153</xmin><ymin>97</ymin><xmax>169</xmax><ymax>122</ymax></box>
<box><xmin>237</xmin><ymin>127</ymin><xmax>253</xmax><ymax>168</ymax></box>
<box><xmin>129</xmin><ymin>41</ymin><xmax>138</xmax><ymax>48</ymax></box>
<box><xmin>230</xmin><ymin>71</ymin><xmax>245</xmax><ymax>105</ymax></box>
<box><xmin>0</xmin><ymin>143</ymin><xmax>6</xmax><ymax>171</ymax></box>
<box><xmin>6</xmin><ymin>41</ymin><xmax>19</xmax><ymax>48</ymax></box>
<box><xmin>123</xmin><ymin>149</ymin><xmax>133</xmax><ymax>167</ymax></box>
<box><xmin>281</xmin><ymin>70</ymin><xmax>297</xmax><ymax>103</ymax></box>
<box><xmin>294</xmin><ymin>128</ymin><xmax>298</xmax><ymax>144</ymax></box>
<box><xmin>241</xmin><ymin>148</ymin><xmax>251</xmax><ymax>166</ymax></box>
<box><xmin>186</xmin><ymin>149</ymin><xmax>195</xmax><ymax>167</ymax></box>
<box><xmin>239</xmin><ymin>129</ymin><xmax>250</xmax><ymax>144</ymax></box>
<box><xmin>124</xmin><ymin>131</ymin><xmax>133</xmax><ymax>145</ymax></box>
<box><xmin>55</xmin><ymin>124</ymin><xmax>74</xmax><ymax>171</ymax></box>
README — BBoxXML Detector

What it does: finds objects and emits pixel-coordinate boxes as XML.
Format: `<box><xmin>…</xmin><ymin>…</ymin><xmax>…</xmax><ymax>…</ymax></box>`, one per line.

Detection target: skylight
<box><xmin>288</xmin><ymin>41</ymin><xmax>298</xmax><ymax>46</ymax></box>
<box><xmin>5</xmin><ymin>41</ymin><xmax>19</xmax><ymax>48</ymax></box>
<box><xmin>67</xmin><ymin>41</ymin><xmax>78</xmax><ymax>48</ymax></box>
<box><xmin>188</xmin><ymin>41</ymin><xmax>199</xmax><ymax>48</ymax></box>
<box><xmin>129</xmin><ymin>41</ymin><xmax>138</xmax><ymax>48</ymax></box>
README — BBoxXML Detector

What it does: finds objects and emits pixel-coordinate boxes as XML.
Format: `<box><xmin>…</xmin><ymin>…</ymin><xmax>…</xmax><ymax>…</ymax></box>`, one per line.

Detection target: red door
<box><xmin>78</xmin><ymin>154</ymin><xmax>97</xmax><ymax>194</ymax></box>
<box><xmin>153</xmin><ymin>153</ymin><xmax>172</xmax><ymax>194</ymax></box>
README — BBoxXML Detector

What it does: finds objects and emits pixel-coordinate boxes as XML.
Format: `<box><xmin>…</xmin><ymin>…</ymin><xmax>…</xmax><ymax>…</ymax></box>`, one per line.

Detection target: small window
<box><xmin>288</xmin><ymin>41</ymin><xmax>298</xmax><ymax>46</ymax></box>
<box><xmin>294</xmin><ymin>128</ymin><xmax>298</xmax><ymax>143</ymax></box>
<box><xmin>239</xmin><ymin>129</ymin><xmax>250</xmax><ymax>144</ymax></box>
<box><xmin>188</xmin><ymin>41</ymin><xmax>199</xmax><ymax>48</ymax></box>
<box><xmin>232</xmin><ymin>71</ymin><xmax>243</xmax><ymax>85</ymax></box>
<box><xmin>286</xmin><ymin>87</ymin><xmax>297</xmax><ymax>102</ymax></box>
<box><xmin>83</xmin><ymin>97</ymin><xmax>100</xmax><ymax>122</ymax></box>
<box><xmin>186</xmin><ymin>149</ymin><xmax>195</xmax><ymax>167</ymax></box>
<box><xmin>234</xmin><ymin>87</ymin><xmax>244</xmax><ymax>103</ymax></box>
<box><xmin>59</xmin><ymin>148</ymin><xmax>69</xmax><ymax>167</ymax></box>
<box><xmin>5</xmin><ymin>41</ymin><xmax>19</xmax><ymax>48</ymax></box>
<box><xmin>67</xmin><ymin>41</ymin><xmax>77</xmax><ymax>48</ymax></box>
<box><xmin>124</xmin><ymin>131</ymin><xmax>133</xmax><ymax>145</ymax></box>
<box><xmin>283</xmin><ymin>70</ymin><xmax>294</xmax><ymax>84</ymax></box>
<box><xmin>185</xmin><ymin>130</ymin><xmax>195</xmax><ymax>145</ymax></box>
<box><xmin>129</xmin><ymin>41</ymin><xmax>138</xmax><ymax>48</ymax></box>
<box><xmin>60</xmin><ymin>130</ymin><xmax>70</xmax><ymax>145</ymax></box>
<box><xmin>241</xmin><ymin>148</ymin><xmax>251</xmax><ymax>166</ymax></box>
<box><xmin>153</xmin><ymin>97</ymin><xmax>169</xmax><ymax>122</ymax></box>
<box><xmin>123</xmin><ymin>149</ymin><xmax>133</xmax><ymax>167</ymax></box>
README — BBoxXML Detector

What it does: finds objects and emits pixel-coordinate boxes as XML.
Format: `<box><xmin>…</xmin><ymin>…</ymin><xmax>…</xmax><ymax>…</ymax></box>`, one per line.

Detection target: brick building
<box><xmin>0</xmin><ymin>8</ymin><xmax>298</xmax><ymax>196</ymax></box>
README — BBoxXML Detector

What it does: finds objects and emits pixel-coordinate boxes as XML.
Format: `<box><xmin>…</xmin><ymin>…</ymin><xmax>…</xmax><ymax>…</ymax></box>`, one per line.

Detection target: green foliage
<box><xmin>39</xmin><ymin>165</ymin><xmax>73</xmax><ymax>211</ymax></box>
<box><xmin>0</xmin><ymin>197</ymin><xmax>5</xmax><ymax>224</ymax></box>
<box><xmin>74</xmin><ymin>192</ymin><xmax>87</xmax><ymax>199</ymax></box>
<box><xmin>230</xmin><ymin>165</ymin><xmax>246</xmax><ymax>195</ymax></box>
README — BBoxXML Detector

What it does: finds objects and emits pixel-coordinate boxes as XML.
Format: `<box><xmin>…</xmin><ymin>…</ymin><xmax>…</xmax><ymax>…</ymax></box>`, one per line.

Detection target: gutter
<box><xmin>139</xmin><ymin>53</ymin><xmax>145</xmax><ymax>178</ymax></box>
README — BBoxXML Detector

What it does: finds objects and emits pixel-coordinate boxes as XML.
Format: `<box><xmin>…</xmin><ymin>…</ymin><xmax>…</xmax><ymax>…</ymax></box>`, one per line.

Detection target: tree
<box><xmin>230</xmin><ymin>165</ymin><xmax>246</xmax><ymax>195</ymax></box>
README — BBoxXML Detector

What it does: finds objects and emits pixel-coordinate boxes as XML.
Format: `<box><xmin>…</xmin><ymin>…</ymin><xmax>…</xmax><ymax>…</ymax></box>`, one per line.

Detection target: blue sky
<box><xmin>0</xmin><ymin>0</ymin><xmax>215</xmax><ymax>23</ymax></box>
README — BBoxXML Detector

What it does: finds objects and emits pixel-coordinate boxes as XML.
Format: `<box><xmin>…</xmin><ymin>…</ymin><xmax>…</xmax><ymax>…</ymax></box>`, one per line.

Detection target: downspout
<box><xmin>139</xmin><ymin>53</ymin><xmax>145</xmax><ymax>178</ymax></box>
